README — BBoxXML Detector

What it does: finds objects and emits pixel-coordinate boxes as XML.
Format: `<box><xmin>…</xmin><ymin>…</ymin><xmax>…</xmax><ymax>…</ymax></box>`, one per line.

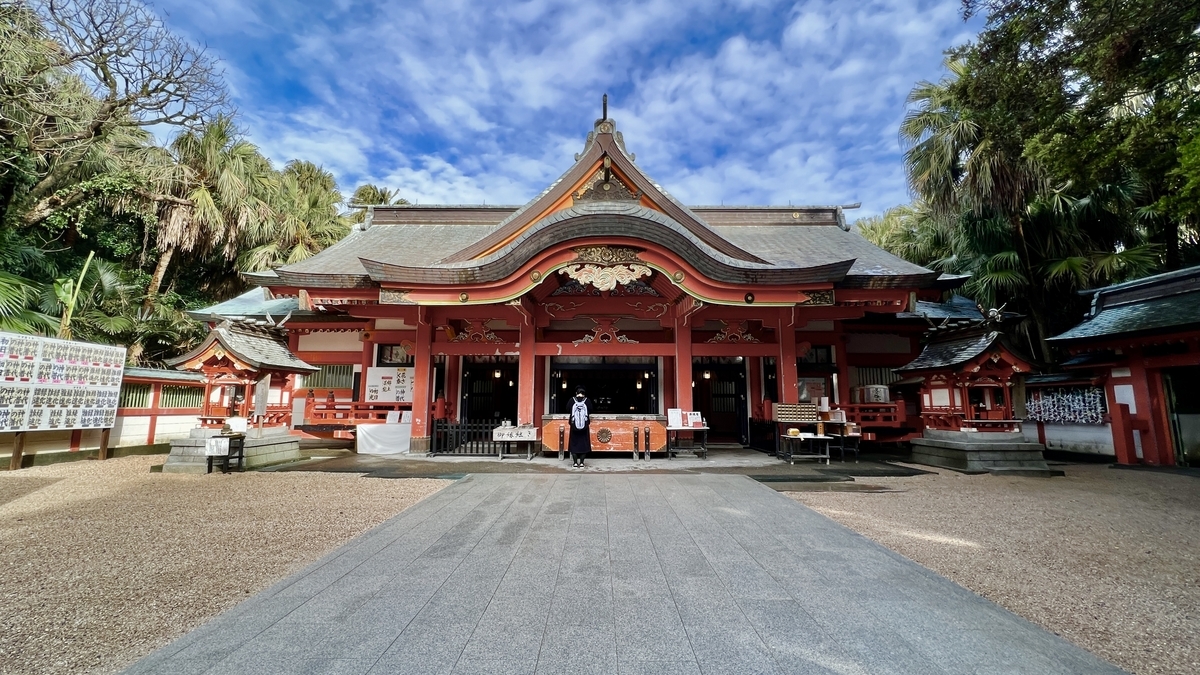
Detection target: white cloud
<box><xmin>151</xmin><ymin>0</ymin><xmax>982</xmax><ymax>217</ymax></box>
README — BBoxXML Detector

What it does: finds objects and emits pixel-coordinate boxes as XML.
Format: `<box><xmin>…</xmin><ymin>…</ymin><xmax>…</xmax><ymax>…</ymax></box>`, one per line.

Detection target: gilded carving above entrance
<box><xmin>572</xmin><ymin>245</ymin><xmax>642</xmax><ymax>266</ymax></box>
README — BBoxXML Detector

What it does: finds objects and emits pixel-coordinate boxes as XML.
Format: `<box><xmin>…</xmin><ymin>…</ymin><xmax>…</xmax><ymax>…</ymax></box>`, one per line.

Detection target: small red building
<box><xmin>1049</xmin><ymin>266</ymin><xmax>1200</xmax><ymax>466</ymax></box>
<box><xmin>895</xmin><ymin>326</ymin><xmax>1034</xmax><ymax>433</ymax></box>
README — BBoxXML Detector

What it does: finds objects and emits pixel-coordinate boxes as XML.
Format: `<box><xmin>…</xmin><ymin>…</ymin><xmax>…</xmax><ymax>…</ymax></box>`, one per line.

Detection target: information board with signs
<box><xmin>364</xmin><ymin>367</ymin><xmax>413</xmax><ymax>403</ymax></box>
<box><xmin>0</xmin><ymin>332</ymin><xmax>127</xmax><ymax>432</ymax></box>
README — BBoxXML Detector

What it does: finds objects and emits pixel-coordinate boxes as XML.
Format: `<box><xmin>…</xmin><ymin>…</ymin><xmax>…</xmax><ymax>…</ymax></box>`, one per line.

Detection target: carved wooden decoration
<box><xmin>559</xmin><ymin>263</ymin><xmax>652</xmax><ymax>292</ymax></box>
<box><xmin>573</xmin><ymin>166</ymin><xmax>642</xmax><ymax>203</ymax></box>
<box><xmin>451</xmin><ymin>319</ymin><xmax>505</xmax><ymax>343</ymax></box>
<box><xmin>797</xmin><ymin>290</ymin><xmax>834</xmax><ymax>306</ymax></box>
<box><xmin>573</xmin><ymin>246</ymin><xmax>642</xmax><ymax>266</ymax></box>
<box><xmin>706</xmin><ymin>321</ymin><xmax>761</xmax><ymax>344</ymax></box>
<box><xmin>574</xmin><ymin>317</ymin><xmax>638</xmax><ymax>346</ymax></box>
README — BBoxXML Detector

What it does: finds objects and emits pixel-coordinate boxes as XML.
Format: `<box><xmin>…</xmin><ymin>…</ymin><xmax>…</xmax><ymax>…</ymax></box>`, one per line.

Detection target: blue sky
<box><xmin>154</xmin><ymin>0</ymin><xmax>983</xmax><ymax>219</ymax></box>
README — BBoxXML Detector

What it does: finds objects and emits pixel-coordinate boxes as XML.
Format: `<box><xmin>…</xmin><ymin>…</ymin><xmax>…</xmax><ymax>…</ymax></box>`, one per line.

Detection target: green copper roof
<box><xmin>188</xmin><ymin>288</ymin><xmax>299</xmax><ymax>321</ymax></box>
<box><xmin>1050</xmin><ymin>265</ymin><xmax>1200</xmax><ymax>342</ymax></box>
<box><xmin>1049</xmin><ymin>292</ymin><xmax>1200</xmax><ymax>341</ymax></box>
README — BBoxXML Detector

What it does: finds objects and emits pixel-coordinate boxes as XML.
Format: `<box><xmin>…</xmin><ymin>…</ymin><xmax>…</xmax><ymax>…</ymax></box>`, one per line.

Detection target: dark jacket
<box><xmin>567</xmin><ymin>397</ymin><xmax>593</xmax><ymax>455</ymax></box>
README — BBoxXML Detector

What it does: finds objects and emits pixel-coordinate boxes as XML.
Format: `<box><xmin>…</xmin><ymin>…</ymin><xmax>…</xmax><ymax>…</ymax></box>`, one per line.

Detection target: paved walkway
<box><xmin>125</xmin><ymin>475</ymin><xmax>1123</xmax><ymax>674</ymax></box>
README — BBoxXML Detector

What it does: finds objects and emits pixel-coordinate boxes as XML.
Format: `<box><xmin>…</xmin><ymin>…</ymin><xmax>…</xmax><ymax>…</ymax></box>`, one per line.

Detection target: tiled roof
<box><xmin>897</xmin><ymin>295</ymin><xmax>983</xmax><ymax>321</ymax></box>
<box><xmin>896</xmin><ymin>331</ymin><xmax>1000</xmax><ymax>372</ymax></box>
<box><xmin>168</xmin><ymin>321</ymin><xmax>319</xmax><ymax>374</ymax></box>
<box><xmin>188</xmin><ymin>288</ymin><xmax>300</xmax><ymax>321</ymax></box>
<box><xmin>122</xmin><ymin>367</ymin><xmax>205</xmax><ymax>383</ymax></box>
<box><xmin>267</xmin><ymin>118</ymin><xmax>939</xmax><ymax>290</ymax></box>
<box><xmin>1024</xmin><ymin>373</ymin><xmax>1094</xmax><ymax>387</ymax></box>
<box><xmin>1050</xmin><ymin>265</ymin><xmax>1200</xmax><ymax>342</ymax></box>
<box><xmin>273</xmin><ymin>205</ymin><xmax>937</xmax><ymax>289</ymax></box>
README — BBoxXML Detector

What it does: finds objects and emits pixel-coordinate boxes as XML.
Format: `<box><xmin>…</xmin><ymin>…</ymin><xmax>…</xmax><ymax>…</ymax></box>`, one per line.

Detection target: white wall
<box><xmin>153</xmin><ymin>416</ymin><xmax>200</xmax><ymax>443</ymax></box>
<box><xmin>297</xmin><ymin>332</ymin><xmax>362</xmax><ymax>352</ymax></box>
<box><xmin>0</xmin><ymin>414</ymin><xmax>200</xmax><ymax>460</ymax></box>
<box><xmin>1023</xmin><ymin>422</ymin><xmax>1115</xmax><ymax>456</ymax></box>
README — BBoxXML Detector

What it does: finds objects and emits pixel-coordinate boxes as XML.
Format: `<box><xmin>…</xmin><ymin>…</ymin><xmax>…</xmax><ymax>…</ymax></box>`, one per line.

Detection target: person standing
<box><xmin>568</xmin><ymin>386</ymin><xmax>592</xmax><ymax>468</ymax></box>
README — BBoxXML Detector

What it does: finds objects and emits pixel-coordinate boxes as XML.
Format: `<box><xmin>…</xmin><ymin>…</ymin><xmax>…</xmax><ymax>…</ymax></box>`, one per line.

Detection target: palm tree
<box><xmin>144</xmin><ymin>116</ymin><xmax>274</xmax><ymax>306</ymax></box>
<box><xmin>0</xmin><ymin>271</ymin><xmax>56</xmax><ymax>334</ymax></box>
<box><xmin>239</xmin><ymin>161</ymin><xmax>351</xmax><ymax>272</ymax></box>
<box><xmin>348</xmin><ymin>183</ymin><xmax>408</xmax><ymax>223</ymax></box>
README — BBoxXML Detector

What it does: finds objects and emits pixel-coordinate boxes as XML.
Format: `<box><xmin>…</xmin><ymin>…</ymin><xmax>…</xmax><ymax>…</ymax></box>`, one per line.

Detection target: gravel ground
<box><xmin>788</xmin><ymin>464</ymin><xmax>1200</xmax><ymax>675</ymax></box>
<box><xmin>0</xmin><ymin>455</ymin><xmax>449</xmax><ymax>675</ymax></box>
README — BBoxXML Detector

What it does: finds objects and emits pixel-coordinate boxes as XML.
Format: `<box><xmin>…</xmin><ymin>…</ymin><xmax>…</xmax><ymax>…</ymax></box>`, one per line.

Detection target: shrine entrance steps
<box><xmin>909</xmin><ymin>429</ymin><xmax>1063</xmax><ymax>476</ymax></box>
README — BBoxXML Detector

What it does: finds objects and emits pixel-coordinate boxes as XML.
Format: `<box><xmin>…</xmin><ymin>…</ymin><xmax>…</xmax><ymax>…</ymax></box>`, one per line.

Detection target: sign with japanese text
<box><xmin>0</xmin><ymin>331</ymin><xmax>126</xmax><ymax>432</ymax></box>
<box><xmin>364</xmin><ymin>367</ymin><xmax>413</xmax><ymax>402</ymax></box>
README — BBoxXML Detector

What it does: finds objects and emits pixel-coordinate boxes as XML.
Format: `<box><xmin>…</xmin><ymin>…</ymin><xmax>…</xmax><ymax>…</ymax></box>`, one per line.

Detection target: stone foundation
<box><xmin>162</xmin><ymin>427</ymin><xmax>301</xmax><ymax>474</ymax></box>
<box><xmin>909</xmin><ymin>428</ymin><xmax>1061</xmax><ymax>476</ymax></box>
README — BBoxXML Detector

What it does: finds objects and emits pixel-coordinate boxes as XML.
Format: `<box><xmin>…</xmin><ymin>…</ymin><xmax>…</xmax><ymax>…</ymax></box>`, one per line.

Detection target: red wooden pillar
<box><xmin>445</xmin><ymin>356</ymin><xmax>461</xmax><ymax>421</ymax></box>
<box><xmin>777</xmin><ymin>316</ymin><xmax>798</xmax><ymax>404</ymax></box>
<box><xmin>146</xmin><ymin>383</ymin><xmax>162</xmax><ymax>444</ymax></box>
<box><xmin>358</xmin><ymin>338</ymin><xmax>374</xmax><ymax>402</ymax></box>
<box><xmin>748</xmin><ymin>356</ymin><xmax>763</xmax><ymax>418</ymax></box>
<box><xmin>832</xmin><ymin>334</ymin><xmax>850</xmax><ymax>406</ymax></box>
<box><xmin>1127</xmin><ymin>354</ymin><xmax>1171</xmax><ymax>465</ymax></box>
<box><xmin>1110</xmin><ymin>403</ymin><xmax>1139</xmax><ymax>465</ymax></box>
<box><xmin>533</xmin><ymin>355</ymin><xmax>546</xmax><ymax>427</ymax></box>
<box><xmin>1145</xmin><ymin>369</ymin><xmax>1176</xmax><ymax>466</ymax></box>
<box><xmin>410</xmin><ymin>310</ymin><xmax>434</xmax><ymax>448</ymax></box>
<box><xmin>675</xmin><ymin>318</ymin><xmax>693</xmax><ymax>411</ymax></box>
<box><xmin>517</xmin><ymin>320</ymin><xmax>536</xmax><ymax>426</ymax></box>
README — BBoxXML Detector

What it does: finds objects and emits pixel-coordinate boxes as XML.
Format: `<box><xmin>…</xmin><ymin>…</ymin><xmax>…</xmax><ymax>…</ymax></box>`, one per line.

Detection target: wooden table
<box><xmin>795</xmin><ymin>421</ymin><xmax>859</xmax><ymax>461</ymax></box>
<box><xmin>665</xmin><ymin>426</ymin><xmax>708</xmax><ymax>459</ymax></box>
<box><xmin>778</xmin><ymin>434</ymin><xmax>831</xmax><ymax>465</ymax></box>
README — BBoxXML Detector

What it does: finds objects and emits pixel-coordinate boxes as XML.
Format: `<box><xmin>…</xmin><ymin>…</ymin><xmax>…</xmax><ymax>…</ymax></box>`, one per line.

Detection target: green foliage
<box><xmin>0</xmin><ymin>1</ymin><xmax>391</xmax><ymax>365</ymax></box>
<box><xmin>874</xmin><ymin>1</ymin><xmax>1199</xmax><ymax>359</ymax></box>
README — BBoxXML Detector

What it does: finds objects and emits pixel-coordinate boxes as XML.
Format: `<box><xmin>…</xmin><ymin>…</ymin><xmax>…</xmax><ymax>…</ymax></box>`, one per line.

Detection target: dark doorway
<box><xmin>461</xmin><ymin>358</ymin><xmax>519</xmax><ymax>424</ymax></box>
<box><xmin>693</xmin><ymin>357</ymin><xmax>748</xmax><ymax>444</ymax></box>
<box><xmin>549</xmin><ymin>357</ymin><xmax>657</xmax><ymax>414</ymax></box>
<box><xmin>1163</xmin><ymin>366</ymin><xmax>1200</xmax><ymax>466</ymax></box>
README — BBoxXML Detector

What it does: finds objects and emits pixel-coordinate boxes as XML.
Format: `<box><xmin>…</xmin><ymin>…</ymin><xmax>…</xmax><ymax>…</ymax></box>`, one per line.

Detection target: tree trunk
<box><xmin>144</xmin><ymin>246</ymin><xmax>174</xmax><ymax>311</ymax></box>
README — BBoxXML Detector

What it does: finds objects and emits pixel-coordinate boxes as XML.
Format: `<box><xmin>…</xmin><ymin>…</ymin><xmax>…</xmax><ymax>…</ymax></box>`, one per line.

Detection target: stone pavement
<box><xmin>124</xmin><ymin>475</ymin><xmax>1124</xmax><ymax>674</ymax></box>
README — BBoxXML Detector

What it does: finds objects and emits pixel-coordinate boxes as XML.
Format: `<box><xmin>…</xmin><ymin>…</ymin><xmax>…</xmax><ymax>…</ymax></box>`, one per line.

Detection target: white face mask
<box><xmin>575</xmin><ymin>394</ymin><xmax>585</xmax><ymax>400</ymax></box>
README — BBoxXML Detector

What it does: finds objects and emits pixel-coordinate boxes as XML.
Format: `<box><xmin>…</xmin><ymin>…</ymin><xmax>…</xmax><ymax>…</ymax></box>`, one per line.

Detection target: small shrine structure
<box><xmin>167</xmin><ymin>319</ymin><xmax>318</xmax><ymax>427</ymax></box>
<box><xmin>1049</xmin><ymin>265</ymin><xmax>1200</xmax><ymax>466</ymax></box>
<box><xmin>896</xmin><ymin>322</ymin><xmax>1034</xmax><ymax>433</ymax></box>
<box><xmin>896</xmin><ymin>309</ymin><xmax>1056</xmax><ymax>474</ymax></box>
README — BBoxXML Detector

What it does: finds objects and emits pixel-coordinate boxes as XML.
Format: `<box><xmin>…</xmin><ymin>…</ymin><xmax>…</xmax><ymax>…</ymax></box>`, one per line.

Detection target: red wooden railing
<box><xmin>303</xmin><ymin>400</ymin><xmax>410</xmax><ymax>424</ymax></box>
<box><xmin>837</xmin><ymin>403</ymin><xmax>904</xmax><ymax>428</ymax></box>
<box><xmin>200</xmin><ymin>405</ymin><xmax>292</xmax><ymax>428</ymax></box>
<box><xmin>921</xmin><ymin>413</ymin><xmax>1022</xmax><ymax>433</ymax></box>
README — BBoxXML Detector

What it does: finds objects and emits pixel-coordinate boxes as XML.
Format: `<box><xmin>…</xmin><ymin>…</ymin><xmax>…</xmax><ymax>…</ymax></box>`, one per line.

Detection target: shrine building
<box><xmin>213</xmin><ymin>116</ymin><xmax>967</xmax><ymax>453</ymax></box>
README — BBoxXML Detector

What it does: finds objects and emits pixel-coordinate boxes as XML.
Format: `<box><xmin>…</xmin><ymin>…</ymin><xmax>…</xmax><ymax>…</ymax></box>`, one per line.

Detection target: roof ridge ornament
<box><xmin>574</xmin><ymin>158</ymin><xmax>642</xmax><ymax>203</ymax></box>
<box><xmin>576</xmin><ymin>94</ymin><xmax>635</xmax><ymax>162</ymax></box>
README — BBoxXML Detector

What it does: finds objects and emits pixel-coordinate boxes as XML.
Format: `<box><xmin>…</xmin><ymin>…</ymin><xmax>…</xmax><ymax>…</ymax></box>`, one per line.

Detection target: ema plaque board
<box><xmin>0</xmin><ymin>331</ymin><xmax>127</xmax><ymax>432</ymax></box>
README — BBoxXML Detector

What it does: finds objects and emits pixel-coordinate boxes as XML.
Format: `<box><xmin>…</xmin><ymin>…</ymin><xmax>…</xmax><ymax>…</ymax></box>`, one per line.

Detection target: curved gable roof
<box><xmin>440</xmin><ymin>117</ymin><xmax>768</xmax><ymax>265</ymax></box>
